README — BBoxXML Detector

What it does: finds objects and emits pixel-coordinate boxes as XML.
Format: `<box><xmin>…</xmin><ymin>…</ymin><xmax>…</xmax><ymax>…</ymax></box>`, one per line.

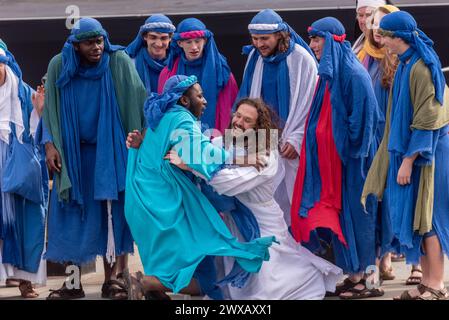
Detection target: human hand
<box><xmin>126</xmin><ymin>130</ymin><xmax>143</xmax><ymax>149</ymax></box>
<box><xmin>280</xmin><ymin>142</ymin><xmax>298</xmax><ymax>160</ymax></box>
<box><xmin>164</xmin><ymin>149</ymin><xmax>190</xmax><ymax>171</ymax></box>
<box><xmin>31</xmin><ymin>85</ymin><xmax>45</xmax><ymax>116</ymax></box>
<box><xmin>397</xmin><ymin>158</ymin><xmax>414</xmax><ymax>185</ymax></box>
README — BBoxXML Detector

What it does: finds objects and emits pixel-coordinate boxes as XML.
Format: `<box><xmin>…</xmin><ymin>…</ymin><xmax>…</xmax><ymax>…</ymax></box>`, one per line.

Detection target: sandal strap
<box><xmin>411</xmin><ymin>267</ymin><xmax>423</xmax><ymax>273</ymax></box>
<box><xmin>418</xmin><ymin>286</ymin><xmax>448</xmax><ymax>300</ymax></box>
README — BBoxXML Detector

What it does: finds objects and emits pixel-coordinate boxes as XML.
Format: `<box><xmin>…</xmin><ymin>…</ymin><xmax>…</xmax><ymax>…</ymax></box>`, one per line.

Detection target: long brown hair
<box><xmin>228</xmin><ymin>98</ymin><xmax>282</xmax><ymax>155</ymax></box>
<box><xmin>367</xmin><ymin>7</ymin><xmax>399</xmax><ymax>88</ymax></box>
<box><xmin>277</xmin><ymin>31</ymin><xmax>291</xmax><ymax>53</ymax></box>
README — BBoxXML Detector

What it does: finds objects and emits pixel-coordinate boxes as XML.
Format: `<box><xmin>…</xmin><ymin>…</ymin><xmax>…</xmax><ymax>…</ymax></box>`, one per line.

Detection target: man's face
<box><xmin>251</xmin><ymin>33</ymin><xmax>281</xmax><ymax>57</ymax></box>
<box><xmin>231</xmin><ymin>103</ymin><xmax>258</xmax><ymax>135</ymax></box>
<box><xmin>143</xmin><ymin>32</ymin><xmax>171</xmax><ymax>60</ymax></box>
<box><xmin>382</xmin><ymin>36</ymin><xmax>407</xmax><ymax>55</ymax></box>
<box><xmin>309</xmin><ymin>36</ymin><xmax>325</xmax><ymax>61</ymax></box>
<box><xmin>357</xmin><ymin>6</ymin><xmax>375</xmax><ymax>34</ymax></box>
<box><xmin>184</xmin><ymin>83</ymin><xmax>207</xmax><ymax>118</ymax></box>
<box><xmin>177</xmin><ymin>38</ymin><xmax>206</xmax><ymax>61</ymax></box>
<box><xmin>75</xmin><ymin>36</ymin><xmax>105</xmax><ymax>64</ymax></box>
<box><xmin>372</xmin><ymin>11</ymin><xmax>386</xmax><ymax>45</ymax></box>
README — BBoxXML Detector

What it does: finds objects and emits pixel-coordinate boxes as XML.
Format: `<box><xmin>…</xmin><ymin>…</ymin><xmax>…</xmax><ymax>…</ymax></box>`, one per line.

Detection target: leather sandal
<box><xmin>339</xmin><ymin>279</ymin><xmax>385</xmax><ymax>300</ymax></box>
<box><xmin>101</xmin><ymin>279</ymin><xmax>128</xmax><ymax>300</ymax></box>
<box><xmin>393</xmin><ymin>284</ymin><xmax>426</xmax><ymax>300</ymax></box>
<box><xmin>19</xmin><ymin>281</ymin><xmax>39</xmax><ymax>299</ymax></box>
<box><xmin>46</xmin><ymin>283</ymin><xmax>85</xmax><ymax>300</ymax></box>
<box><xmin>417</xmin><ymin>286</ymin><xmax>449</xmax><ymax>300</ymax></box>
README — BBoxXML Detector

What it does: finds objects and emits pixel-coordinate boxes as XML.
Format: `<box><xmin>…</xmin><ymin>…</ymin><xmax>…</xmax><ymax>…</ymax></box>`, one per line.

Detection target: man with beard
<box><xmin>43</xmin><ymin>17</ymin><xmax>146</xmax><ymax>300</ymax></box>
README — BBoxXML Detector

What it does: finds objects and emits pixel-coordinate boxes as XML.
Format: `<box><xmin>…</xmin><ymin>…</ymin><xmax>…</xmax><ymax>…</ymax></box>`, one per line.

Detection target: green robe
<box><xmin>43</xmin><ymin>50</ymin><xmax>147</xmax><ymax>202</ymax></box>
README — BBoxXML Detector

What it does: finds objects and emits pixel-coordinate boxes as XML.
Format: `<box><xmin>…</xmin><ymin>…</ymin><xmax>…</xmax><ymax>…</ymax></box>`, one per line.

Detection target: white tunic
<box><xmin>244</xmin><ymin>44</ymin><xmax>318</xmax><ymax>225</ymax></box>
<box><xmin>208</xmin><ymin>147</ymin><xmax>342</xmax><ymax>300</ymax></box>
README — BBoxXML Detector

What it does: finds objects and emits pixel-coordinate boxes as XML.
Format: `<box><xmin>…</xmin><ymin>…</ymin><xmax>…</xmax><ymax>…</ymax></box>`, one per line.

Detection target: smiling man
<box><xmin>126</xmin><ymin>14</ymin><xmax>175</xmax><ymax>94</ymax></box>
<box><xmin>42</xmin><ymin>17</ymin><xmax>146</xmax><ymax>300</ymax></box>
<box><xmin>238</xmin><ymin>9</ymin><xmax>318</xmax><ymax>226</ymax></box>
<box><xmin>290</xmin><ymin>17</ymin><xmax>382</xmax><ymax>299</ymax></box>
<box><xmin>158</xmin><ymin>18</ymin><xmax>238</xmax><ymax>134</ymax></box>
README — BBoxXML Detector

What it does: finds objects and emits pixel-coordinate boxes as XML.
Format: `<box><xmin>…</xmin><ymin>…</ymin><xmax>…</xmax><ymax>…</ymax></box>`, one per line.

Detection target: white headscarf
<box><xmin>0</xmin><ymin>54</ymin><xmax>25</xmax><ymax>144</ymax></box>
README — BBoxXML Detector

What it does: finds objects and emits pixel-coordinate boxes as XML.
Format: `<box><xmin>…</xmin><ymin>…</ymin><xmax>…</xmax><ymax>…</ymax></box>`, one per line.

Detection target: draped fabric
<box><xmin>291</xmin><ymin>17</ymin><xmax>380</xmax><ymax>273</ymax></box>
<box><xmin>125</xmin><ymin>106</ymin><xmax>275</xmax><ymax>293</ymax></box>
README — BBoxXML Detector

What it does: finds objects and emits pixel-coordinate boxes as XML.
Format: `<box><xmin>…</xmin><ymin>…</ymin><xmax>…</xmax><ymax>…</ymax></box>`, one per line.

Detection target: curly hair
<box><xmin>277</xmin><ymin>31</ymin><xmax>291</xmax><ymax>53</ymax></box>
<box><xmin>367</xmin><ymin>7</ymin><xmax>399</xmax><ymax>89</ymax></box>
<box><xmin>228</xmin><ymin>98</ymin><xmax>282</xmax><ymax>155</ymax></box>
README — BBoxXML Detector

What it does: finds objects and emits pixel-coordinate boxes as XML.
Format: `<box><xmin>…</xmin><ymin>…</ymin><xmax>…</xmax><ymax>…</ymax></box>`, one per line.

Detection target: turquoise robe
<box><xmin>125</xmin><ymin>106</ymin><xmax>274</xmax><ymax>293</ymax></box>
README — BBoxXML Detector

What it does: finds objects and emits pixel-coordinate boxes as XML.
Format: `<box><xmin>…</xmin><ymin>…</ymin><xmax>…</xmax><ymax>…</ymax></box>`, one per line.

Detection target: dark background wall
<box><xmin>1</xmin><ymin>5</ymin><xmax>448</xmax><ymax>87</ymax></box>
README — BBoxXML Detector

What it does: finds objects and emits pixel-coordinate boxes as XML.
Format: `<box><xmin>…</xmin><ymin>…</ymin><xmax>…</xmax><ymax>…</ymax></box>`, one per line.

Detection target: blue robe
<box><xmin>364</xmin><ymin>56</ymin><xmax>393</xmax><ymax>257</ymax></box>
<box><xmin>384</xmin><ymin>51</ymin><xmax>449</xmax><ymax>264</ymax></box>
<box><xmin>1</xmin><ymin>83</ymin><xmax>47</xmax><ymax>274</ymax></box>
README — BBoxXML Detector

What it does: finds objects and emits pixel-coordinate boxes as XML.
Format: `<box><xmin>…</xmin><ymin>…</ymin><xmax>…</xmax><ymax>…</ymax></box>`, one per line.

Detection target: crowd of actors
<box><xmin>1</xmin><ymin>0</ymin><xmax>449</xmax><ymax>300</ymax></box>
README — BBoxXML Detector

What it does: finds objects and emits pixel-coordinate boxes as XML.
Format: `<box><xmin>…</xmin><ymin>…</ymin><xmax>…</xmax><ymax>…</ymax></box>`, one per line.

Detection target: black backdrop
<box><xmin>1</xmin><ymin>5</ymin><xmax>448</xmax><ymax>87</ymax></box>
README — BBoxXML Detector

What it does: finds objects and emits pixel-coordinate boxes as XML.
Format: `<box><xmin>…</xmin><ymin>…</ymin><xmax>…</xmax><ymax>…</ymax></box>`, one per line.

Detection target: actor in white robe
<box><xmin>243</xmin><ymin>44</ymin><xmax>317</xmax><ymax>226</ymax></box>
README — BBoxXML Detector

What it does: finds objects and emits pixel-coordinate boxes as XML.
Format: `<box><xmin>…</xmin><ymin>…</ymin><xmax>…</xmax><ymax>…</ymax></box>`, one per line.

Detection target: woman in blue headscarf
<box><xmin>362</xmin><ymin>11</ymin><xmax>449</xmax><ymax>300</ymax></box>
<box><xmin>158</xmin><ymin>18</ymin><xmax>238</xmax><ymax>134</ymax></box>
<box><xmin>0</xmin><ymin>39</ymin><xmax>48</xmax><ymax>298</ymax></box>
<box><xmin>126</xmin><ymin>14</ymin><xmax>175</xmax><ymax>94</ymax></box>
<box><xmin>290</xmin><ymin>17</ymin><xmax>382</xmax><ymax>299</ymax></box>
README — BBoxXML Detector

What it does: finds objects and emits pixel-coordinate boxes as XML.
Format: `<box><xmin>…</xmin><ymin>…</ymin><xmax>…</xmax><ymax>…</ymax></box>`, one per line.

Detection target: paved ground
<box><xmin>1</xmin><ymin>247</ymin><xmax>449</xmax><ymax>300</ymax></box>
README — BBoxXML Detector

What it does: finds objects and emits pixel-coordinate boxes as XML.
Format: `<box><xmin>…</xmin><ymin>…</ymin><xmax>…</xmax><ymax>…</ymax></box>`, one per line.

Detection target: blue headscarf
<box><xmin>238</xmin><ymin>9</ymin><xmax>316</xmax><ymax>122</ymax></box>
<box><xmin>167</xmin><ymin>18</ymin><xmax>231</xmax><ymax>130</ymax></box>
<box><xmin>56</xmin><ymin>18</ymin><xmax>128</xmax><ymax>206</ymax></box>
<box><xmin>125</xmin><ymin>14</ymin><xmax>175</xmax><ymax>94</ymax></box>
<box><xmin>379</xmin><ymin>11</ymin><xmax>445</xmax><ymax>105</ymax></box>
<box><xmin>307</xmin><ymin>17</ymin><xmax>378</xmax><ymax>162</ymax></box>
<box><xmin>246</xmin><ymin>8</ymin><xmax>315</xmax><ymax>59</ymax></box>
<box><xmin>57</xmin><ymin>17</ymin><xmax>123</xmax><ymax>88</ymax></box>
<box><xmin>144</xmin><ymin>74</ymin><xmax>198</xmax><ymax>130</ymax></box>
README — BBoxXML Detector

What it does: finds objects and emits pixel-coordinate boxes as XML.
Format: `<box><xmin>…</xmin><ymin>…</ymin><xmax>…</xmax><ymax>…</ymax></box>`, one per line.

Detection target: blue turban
<box><xmin>144</xmin><ymin>75</ymin><xmax>198</xmax><ymax>130</ymax></box>
<box><xmin>125</xmin><ymin>14</ymin><xmax>175</xmax><ymax>58</ymax></box>
<box><xmin>307</xmin><ymin>17</ymin><xmax>379</xmax><ymax>162</ymax></box>
<box><xmin>167</xmin><ymin>18</ymin><xmax>231</xmax><ymax>130</ymax></box>
<box><xmin>246</xmin><ymin>8</ymin><xmax>315</xmax><ymax>59</ymax></box>
<box><xmin>379</xmin><ymin>11</ymin><xmax>445</xmax><ymax>104</ymax></box>
<box><xmin>57</xmin><ymin>17</ymin><xmax>123</xmax><ymax>88</ymax></box>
